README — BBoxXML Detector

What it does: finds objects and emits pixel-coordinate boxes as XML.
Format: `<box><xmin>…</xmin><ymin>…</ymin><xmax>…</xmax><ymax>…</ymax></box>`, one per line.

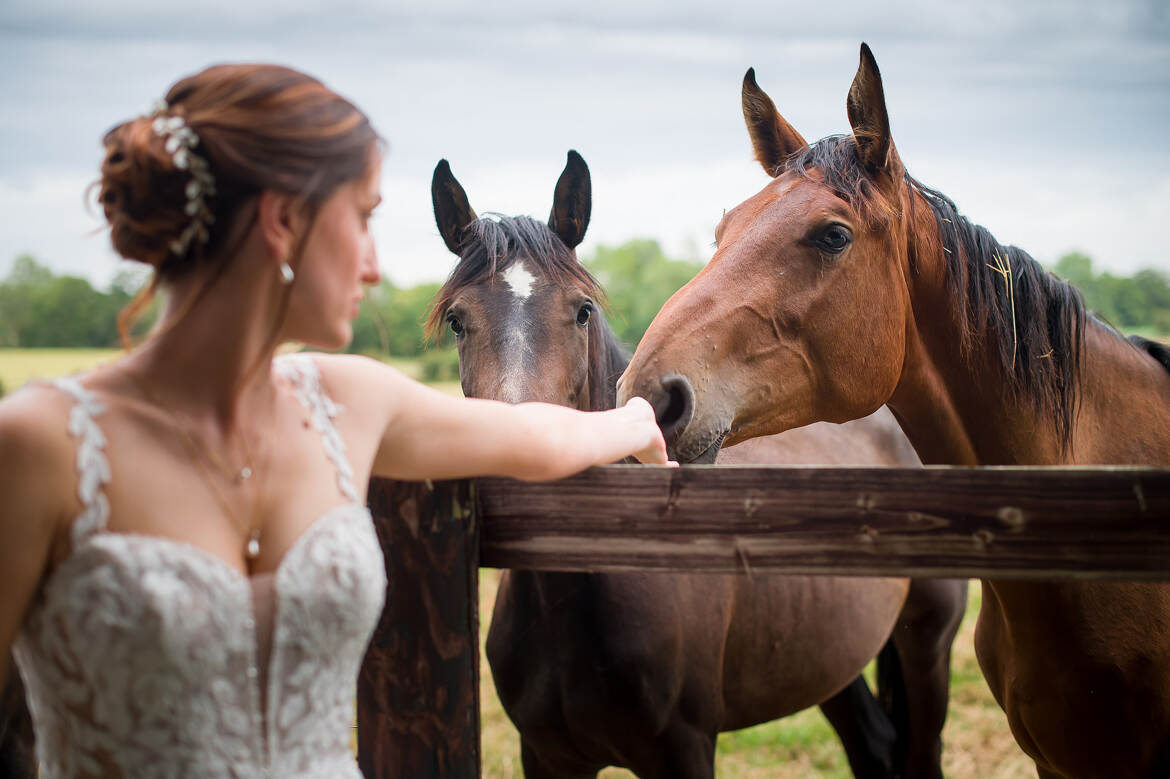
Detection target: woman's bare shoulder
<box><xmin>0</xmin><ymin>381</ymin><xmax>75</xmax><ymax>453</ymax></box>
<box><xmin>294</xmin><ymin>352</ymin><xmax>416</xmax><ymax>402</ymax></box>
<box><xmin>0</xmin><ymin>383</ymin><xmax>77</xmax><ymax>524</ymax></box>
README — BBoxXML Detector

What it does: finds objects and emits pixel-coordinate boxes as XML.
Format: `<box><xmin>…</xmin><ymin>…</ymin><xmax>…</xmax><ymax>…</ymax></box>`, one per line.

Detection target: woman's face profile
<box><xmin>285</xmin><ymin>151</ymin><xmax>383</xmax><ymax>350</ymax></box>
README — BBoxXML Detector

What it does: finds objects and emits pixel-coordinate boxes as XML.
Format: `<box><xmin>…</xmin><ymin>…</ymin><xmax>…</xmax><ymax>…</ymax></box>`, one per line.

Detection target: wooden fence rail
<box><xmin>357</xmin><ymin>464</ymin><xmax>1170</xmax><ymax>779</ymax></box>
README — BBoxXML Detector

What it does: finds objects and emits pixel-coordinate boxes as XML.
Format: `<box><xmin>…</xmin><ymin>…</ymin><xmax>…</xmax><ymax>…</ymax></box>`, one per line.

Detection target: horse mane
<box><xmin>426</xmin><ymin>214</ymin><xmax>605</xmax><ymax>337</ymax></box>
<box><xmin>587</xmin><ymin>309</ymin><xmax>631</xmax><ymax>411</ymax></box>
<box><xmin>426</xmin><ymin>213</ymin><xmax>629</xmax><ymax>411</ymax></box>
<box><xmin>1129</xmin><ymin>335</ymin><xmax>1170</xmax><ymax>376</ymax></box>
<box><xmin>784</xmin><ymin>136</ymin><xmax>1087</xmax><ymax>451</ymax></box>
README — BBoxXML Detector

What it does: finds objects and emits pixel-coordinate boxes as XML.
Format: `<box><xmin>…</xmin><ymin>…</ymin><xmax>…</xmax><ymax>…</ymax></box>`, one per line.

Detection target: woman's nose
<box><xmin>362</xmin><ymin>247</ymin><xmax>381</xmax><ymax>285</ymax></box>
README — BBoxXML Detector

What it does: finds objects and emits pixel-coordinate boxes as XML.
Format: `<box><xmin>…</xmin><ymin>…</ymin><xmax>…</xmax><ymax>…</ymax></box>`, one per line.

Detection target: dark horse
<box><xmin>430</xmin><ymin>152</ymin><xmax>966</xmax><ymax>778</ymax></box>
<box><xmin>621</xmin><ymin>44</ymin><xmax>1170</xmax><ymax>779</ymax></box>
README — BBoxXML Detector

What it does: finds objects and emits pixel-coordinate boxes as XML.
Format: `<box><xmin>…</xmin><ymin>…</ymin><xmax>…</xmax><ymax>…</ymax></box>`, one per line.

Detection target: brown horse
<box><xmin>430</xmin><ymin>152</ymin><xmax>966</xmax><ymax>778</ymax></box>
<box><xmin>620</xmin><ymin>44</ymin><xmax>1170</xmax><ymax>779</ymax></box>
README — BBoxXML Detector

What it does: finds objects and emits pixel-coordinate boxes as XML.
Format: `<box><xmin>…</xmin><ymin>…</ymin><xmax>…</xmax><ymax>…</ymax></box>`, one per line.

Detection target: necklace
<box><xmin>128</xmin><ymin>370</ymin><xmax>269</xmax><ymax>561</ymax></box>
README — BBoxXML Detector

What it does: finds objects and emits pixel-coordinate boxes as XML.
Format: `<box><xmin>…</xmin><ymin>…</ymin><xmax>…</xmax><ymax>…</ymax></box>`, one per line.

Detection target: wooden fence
<box><xmin>356</xmin><ymin>464</ymin><xmax>1170</xmax><ymax>778</ymax></box>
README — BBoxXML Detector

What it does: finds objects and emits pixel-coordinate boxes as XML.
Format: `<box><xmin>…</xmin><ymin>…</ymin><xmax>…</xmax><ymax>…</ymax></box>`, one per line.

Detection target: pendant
<box><xmin>245</xmin><ymin>528</ymin><xmax>261</xmax><ymax>560</ymax></box>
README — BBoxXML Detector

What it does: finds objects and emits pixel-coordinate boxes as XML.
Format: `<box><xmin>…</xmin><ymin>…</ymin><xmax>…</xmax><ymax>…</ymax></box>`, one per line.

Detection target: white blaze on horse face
<box><xmin>497</xmin><ymin>260</ymin><xmax>537</xmax><ymax>403</ymax></box>
<box><xmin>502</xmin><ymin>262</ymin><xmax>537</xmax><ymax>300</ymax></box>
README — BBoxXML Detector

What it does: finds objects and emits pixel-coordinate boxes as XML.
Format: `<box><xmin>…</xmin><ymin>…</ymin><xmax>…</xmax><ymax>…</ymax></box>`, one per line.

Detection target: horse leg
<box><xmin>518</xmin><ymin>740</ymin><xmax>601</xmax><ymax>779</ymax></box>
<box><xmin>622</xmin><ymin>719</ymin><xmax>716</xmax><ymax>779</ymax></box>
<box><xmin>819</xmin><ymin>674</ymin><xmax>896</xmax><ymax>779</ymax></box>
<box><xmin>886</xmin><ymin>578</ymin><xmax>968</xmax><ymax>779</ymax></box>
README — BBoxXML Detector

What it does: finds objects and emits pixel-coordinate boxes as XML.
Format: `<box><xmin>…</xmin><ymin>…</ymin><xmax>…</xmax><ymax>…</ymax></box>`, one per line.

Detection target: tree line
<box><xmin>2</xmin><ymin>246</ymin><xmax>1168</xmax><ymax>359</ymax></box>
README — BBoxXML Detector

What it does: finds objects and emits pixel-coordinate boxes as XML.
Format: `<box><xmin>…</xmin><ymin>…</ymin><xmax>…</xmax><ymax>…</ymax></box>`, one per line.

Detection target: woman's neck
<box><xmin>127</xmin><ymin>249</ymin><xmax>289</xmax><ymax>428</ymax></box>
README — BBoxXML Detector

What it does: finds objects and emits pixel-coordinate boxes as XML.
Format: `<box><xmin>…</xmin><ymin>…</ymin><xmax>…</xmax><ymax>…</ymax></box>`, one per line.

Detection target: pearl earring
<box><xmin>279</xmin><ymin>262</ymin><xmax>295</xmax><ymax>285</ymax></box>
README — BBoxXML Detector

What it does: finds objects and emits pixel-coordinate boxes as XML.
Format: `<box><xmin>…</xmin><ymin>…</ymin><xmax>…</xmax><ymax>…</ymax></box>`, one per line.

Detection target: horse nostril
<box><xmin>654</xmin><ymin>374</ymin><xmax>695</xmax><ymax>447</ymax></box>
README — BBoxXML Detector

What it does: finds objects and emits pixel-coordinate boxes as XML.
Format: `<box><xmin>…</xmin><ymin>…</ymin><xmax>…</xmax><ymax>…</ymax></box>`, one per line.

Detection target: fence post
<box><xmin>358</xmin><ymin>478</ymin><xmax>481</xmax><ymax>779</ymax></box>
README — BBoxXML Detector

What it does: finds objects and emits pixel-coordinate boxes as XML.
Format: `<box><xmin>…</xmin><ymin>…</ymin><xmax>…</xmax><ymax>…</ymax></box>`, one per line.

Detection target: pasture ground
<box><xmin>0</xmin><ymin>348</ymin><xmax>124</xmax><ymax>391</ymax></box>
<box><xmin>2</xmin><ymin>349</ymin><xmax>1033</xmax><ymax>776</ymax></box>
<box><xmin>0</xmin><ymin>348</ymin><xmax>462</xmax><ymax>397</ymax></box>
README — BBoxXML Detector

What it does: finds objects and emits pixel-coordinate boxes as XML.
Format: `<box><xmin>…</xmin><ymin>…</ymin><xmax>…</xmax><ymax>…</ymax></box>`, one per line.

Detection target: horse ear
<box><xmin>742</xmin><ymin>68</ymin><xmax>808</xmax><ymax>176</ymax></box>
<box><xmin>846</xmin><ymin>43</ymin><xmax>903</xmax><ymax>183</ymax></box>
<box><xmin>432</xmin><ymin>159</ymin><xmax>477</xmax><ymax>256</ymax></box>
<box><xmin>549</xmin><ymin>150</ymin><xmax>591</xmax><ymax>250</ymax></box>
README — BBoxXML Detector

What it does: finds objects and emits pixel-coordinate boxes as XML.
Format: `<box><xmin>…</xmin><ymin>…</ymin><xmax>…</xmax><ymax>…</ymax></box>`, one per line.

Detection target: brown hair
<box><xmin>97</xmin><ymin>64</ymin><xmax>379</xmax><ymax>344</ymax></box>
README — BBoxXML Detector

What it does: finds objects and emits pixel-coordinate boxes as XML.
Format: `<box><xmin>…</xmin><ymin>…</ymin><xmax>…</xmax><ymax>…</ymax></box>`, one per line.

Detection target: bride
<box><xmin>0</xmin><ymin>64</ymin><xmax>670</xmax><ymax>777</ymax></box>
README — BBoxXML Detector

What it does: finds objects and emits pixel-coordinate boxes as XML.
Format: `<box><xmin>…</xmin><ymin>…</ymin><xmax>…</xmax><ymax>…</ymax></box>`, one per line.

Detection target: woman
<box><xmin>0</xmin><ymin>64</ymin><xmax>670</xmax><ymax>777</ymax></box>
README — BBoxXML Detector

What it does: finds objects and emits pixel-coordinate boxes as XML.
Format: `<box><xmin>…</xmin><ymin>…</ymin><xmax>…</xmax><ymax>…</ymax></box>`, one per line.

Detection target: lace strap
<box><xmin>50</xmin><ymin>376</ymin><xmax>111</xmax><ymax>546</ymax></box>
<box><xmin>277</xmin><ymin>354</ymin><xmax>360</xmax><ymax>503</ymax></box>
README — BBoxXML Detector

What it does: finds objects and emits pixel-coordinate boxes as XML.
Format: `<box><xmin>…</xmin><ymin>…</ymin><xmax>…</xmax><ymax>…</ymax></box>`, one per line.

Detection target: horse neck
<box><xmin>892</xmin><ymin>192</ymin><xmax>1170</xmax><ymax>466</ymax></box>
<box><xmin>585</xmin><ymin>311</ymin><xmax>631</xmax><ymax>412</ymax></box>
<box><xmin>1068</xmin><ymin>324</ymin><xmax>1170</xmax><ymax>464</ymax></box>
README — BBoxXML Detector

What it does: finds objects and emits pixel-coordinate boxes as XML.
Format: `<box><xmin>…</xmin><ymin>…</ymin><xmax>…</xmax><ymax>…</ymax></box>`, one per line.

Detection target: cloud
<box><xmin>1</xmin><ymin>0</ymin><xmax>1168</xmax><ymax>289</ymax></box>
<box><xmin>0</xmin><ymin>171</ymin><xmax>122</xmax><ymax>285</ymax></box>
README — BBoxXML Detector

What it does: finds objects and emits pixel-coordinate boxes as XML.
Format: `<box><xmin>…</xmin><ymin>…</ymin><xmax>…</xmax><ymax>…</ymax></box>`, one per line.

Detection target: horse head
<box><xmin>619</xmin><ymin>44</ymin><xmax>917</xmax><ymax>462</ymax></box>
<box><xmin>430</xmin><ymin>151</ymin><xmax>622</xmax><ymax>410</ymax></box>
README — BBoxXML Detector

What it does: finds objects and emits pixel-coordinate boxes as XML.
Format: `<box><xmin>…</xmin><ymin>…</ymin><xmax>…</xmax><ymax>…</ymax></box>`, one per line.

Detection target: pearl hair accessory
<box><xmin>150</xmin><ymin>99</ymin><xmax>216</xmax><ymax>257</ymax></box>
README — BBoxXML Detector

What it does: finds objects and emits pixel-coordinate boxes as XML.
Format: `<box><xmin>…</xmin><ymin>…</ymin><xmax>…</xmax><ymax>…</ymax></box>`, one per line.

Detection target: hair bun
<box><xmin>98</xmin><ymin>116</ymin><xmax>198</xmax><ymax>271</ymax></box>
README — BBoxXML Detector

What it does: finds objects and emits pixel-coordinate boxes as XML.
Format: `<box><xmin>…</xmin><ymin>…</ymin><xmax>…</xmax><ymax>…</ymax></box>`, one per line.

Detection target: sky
<box><xmin>1</xmin><ymin>0</ymin><xmax>1168</xmax><ymax>291</ymax></box>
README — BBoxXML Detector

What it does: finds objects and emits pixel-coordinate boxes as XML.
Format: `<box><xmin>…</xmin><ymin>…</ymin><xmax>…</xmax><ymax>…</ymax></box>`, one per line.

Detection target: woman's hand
<box><xmin>619</xmin><ymin>396</ymin><xmax>677</xmax><ymax>466</ymax></box>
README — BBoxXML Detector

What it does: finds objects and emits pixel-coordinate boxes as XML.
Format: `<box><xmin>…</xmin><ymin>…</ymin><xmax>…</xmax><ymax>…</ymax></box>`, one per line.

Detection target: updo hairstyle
<box><xmin>98</xmin><ymin>64</ymin><xmax>379</xmax><ymax>341</ymax></box>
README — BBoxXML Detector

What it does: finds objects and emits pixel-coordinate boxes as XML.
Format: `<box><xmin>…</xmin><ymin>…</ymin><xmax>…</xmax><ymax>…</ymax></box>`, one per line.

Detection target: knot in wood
<box><xmin>858</xmin><ymin>524</ymin><xmax>879</xmax><ymax>544</ymax></box>
<box><xmin>996</xmin><ymin>506</ymin><xmax>1025</xmax><ymax>532</ymax></box>
<box><xmin>973</xmin><ymin>529</ymin><xmax>994</xmax><ymax>550</ymax></box>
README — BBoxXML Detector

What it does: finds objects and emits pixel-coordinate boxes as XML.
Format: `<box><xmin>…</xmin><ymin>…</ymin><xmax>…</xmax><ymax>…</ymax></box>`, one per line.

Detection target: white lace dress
<box><xmin>12</xmin><ymin>355</ymin><xmax>386</xmax><ymax>778</ymax></box>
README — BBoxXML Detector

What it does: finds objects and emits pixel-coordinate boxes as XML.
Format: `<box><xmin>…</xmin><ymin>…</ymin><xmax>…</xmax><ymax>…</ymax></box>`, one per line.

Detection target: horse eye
<box><xmin>818</xmin><ymin>225</ymin><xmax>852</xmax><ymax>254</ymax></box>
<box><xmin>576</xmin><ymin>302</ymin><xmax>593</xmax><ymax>326</ymax></box>
<box><xmin>446</xmin><ymin>312</ymin><xmax>464</xmax><ymax>336</ymax></box>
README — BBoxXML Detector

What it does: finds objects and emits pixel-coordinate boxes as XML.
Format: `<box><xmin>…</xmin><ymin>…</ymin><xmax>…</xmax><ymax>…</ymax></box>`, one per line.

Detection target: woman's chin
<box><xmin>299</xmin><ymin>327</ymin><xmax>351</xmax><ymax>353</ymax></box>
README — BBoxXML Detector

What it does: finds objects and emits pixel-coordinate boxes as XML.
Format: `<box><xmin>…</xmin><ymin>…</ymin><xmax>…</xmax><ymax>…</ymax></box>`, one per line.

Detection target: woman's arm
<box><xmin>0</xmin><ymin>391</ymin><xmax>71</xmax><ymax>690</ymax></box>
<box><xmin>317</xmin><ymin>354</ymin><xmax>672</xmax><ymax>482</ymax></box>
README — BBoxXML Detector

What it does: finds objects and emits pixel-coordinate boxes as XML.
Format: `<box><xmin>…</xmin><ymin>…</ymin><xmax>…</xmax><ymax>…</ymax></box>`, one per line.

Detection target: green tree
<box><xmin>1053</xmin><ymin>252</ymin><xmax>1093</xmax><ymax>288</ymax></box>
<box><xmin>1050</xmin><ymin>252</ymin><xmax>1170</xmax><ymax>335</ymax></box>
<box><xmin>0</xmin><ymin>255</ymin><xmax>50</xmax><ymax>346</ymax></box>
<box><xmin>0</xmin><ymin>255</ymin><xmax>151</xmax><ymax>347</ymax></box>
<box><xmin>349</xmin><ymin>280</ymin><xmax>443</xmax><ymax>357</ymax></box>
<box><xmin>583</xmin><ymin>239</ymin><xmax>704</xmax><ymax>348</ymax></box>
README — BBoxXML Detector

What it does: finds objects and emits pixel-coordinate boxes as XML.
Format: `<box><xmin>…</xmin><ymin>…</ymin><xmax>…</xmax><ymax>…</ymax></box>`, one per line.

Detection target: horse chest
<box><xmin>976</xmin><ymin>581</ymin><xmax>1170</xmax><ymax>776</ymax></box>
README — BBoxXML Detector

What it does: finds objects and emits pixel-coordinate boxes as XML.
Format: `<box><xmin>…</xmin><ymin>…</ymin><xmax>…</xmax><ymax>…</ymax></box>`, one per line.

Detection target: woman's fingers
<box><xmin>622</xmin><ymin>397</ymin><xmax>677</xmax><ymax>466</ymax></box>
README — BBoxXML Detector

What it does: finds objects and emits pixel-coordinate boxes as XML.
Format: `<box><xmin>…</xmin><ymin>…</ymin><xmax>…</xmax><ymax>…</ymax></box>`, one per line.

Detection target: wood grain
<box><xmin>358</xmin><ymin>479</ymin><xmax>480</xmax><ymax>779</ymax></box>
<box><xmin>477</xmin><ymin>465</ymin><xmax>1170</xmax><ymax>580</ymax></box>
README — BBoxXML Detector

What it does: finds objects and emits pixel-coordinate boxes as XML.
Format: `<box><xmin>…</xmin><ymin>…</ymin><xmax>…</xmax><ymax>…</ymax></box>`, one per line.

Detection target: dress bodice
<box><xmin>12</xmin><ymin>354</ymin><xmax>386</xmax><ymax>778</ymax></box>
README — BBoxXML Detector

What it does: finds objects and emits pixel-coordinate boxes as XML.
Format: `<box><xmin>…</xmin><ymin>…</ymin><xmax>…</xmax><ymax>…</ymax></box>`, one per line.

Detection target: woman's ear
<box><xmin>256</xmin><ymin>190</ymin><xmax>300</xmax><ymax>267</ymax></box>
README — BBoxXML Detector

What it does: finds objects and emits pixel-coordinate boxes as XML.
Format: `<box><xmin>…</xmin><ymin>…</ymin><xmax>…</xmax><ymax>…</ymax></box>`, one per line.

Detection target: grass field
<box><xmin>478</xmin><ymin>572</ymin><xmax>1034</xmax><ymax>778</ymax></box>
<box><xmin>0</xmin><ymin>348</ymin><xmax>463</xmax><ymax>397</ymax></box>
<box><xmin>0</xmin><ymin>348</ymin><xmax>124</xmax><ymax>392</ymax></box>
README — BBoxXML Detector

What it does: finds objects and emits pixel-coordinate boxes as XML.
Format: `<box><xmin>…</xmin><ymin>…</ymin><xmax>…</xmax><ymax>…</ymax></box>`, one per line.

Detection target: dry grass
<box><xmin>478</xmin><ymin>572</ymin><xmax>1035</xmax><ymax>778</ymax></box>
<box><xmin>0</xmin><ymin>348</ymin><xmax>122</xmax><ymax>391</ymax></box>
<box><xmin>0</xmin><ymin>348</ymin><xmax>465</xmax><ymax>399</ymax></box>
